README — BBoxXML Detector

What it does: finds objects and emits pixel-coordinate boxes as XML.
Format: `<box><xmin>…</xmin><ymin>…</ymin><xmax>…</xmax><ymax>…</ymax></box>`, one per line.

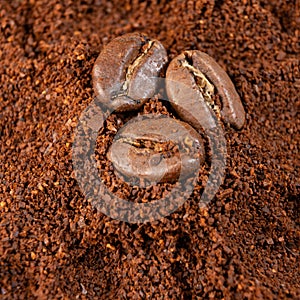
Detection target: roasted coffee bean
<box><xmin>107</xmin><ymin>116</ymin><xmax>205</xmax><ymax>183</ymax></box>
<box><xmin>92</xmin><ymin>33</ymin><xmax>168</xmax><ymax>112</ymax></box>
<box><xmin>166</xmin><ymin>50</ymin><xmax>245</xmax><ymax>129</ymax></box>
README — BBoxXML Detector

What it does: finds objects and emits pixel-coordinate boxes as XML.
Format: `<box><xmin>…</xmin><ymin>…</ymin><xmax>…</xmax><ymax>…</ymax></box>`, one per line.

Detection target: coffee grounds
<box><xmin>0</xmin><ymin>0</ymin><xmax>299</xmax><ymax>299</ymax></box>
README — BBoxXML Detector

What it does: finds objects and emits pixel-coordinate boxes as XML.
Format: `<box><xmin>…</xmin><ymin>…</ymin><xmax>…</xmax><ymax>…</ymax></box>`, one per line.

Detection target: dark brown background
<box><xmin>0</xmin><ymin>0</ymin><xmax>299</xmax><ymax>299</ymax></box>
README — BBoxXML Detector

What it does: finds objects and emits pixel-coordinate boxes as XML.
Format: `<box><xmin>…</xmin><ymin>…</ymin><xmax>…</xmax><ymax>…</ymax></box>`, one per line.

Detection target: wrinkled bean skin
<box><xmin>107</xmin><ymin>116</ymin><xmax>205</xmax><ymax>183</ymax></box>
<box><xmin>92</xmin><ymin>32</ymin><xmax>168</xmax><ymax>112</ymax></box>
<box><xmin>166</xmin><ymin>50</ymin><xmax>245</xmax><ymax>129</ymax></box>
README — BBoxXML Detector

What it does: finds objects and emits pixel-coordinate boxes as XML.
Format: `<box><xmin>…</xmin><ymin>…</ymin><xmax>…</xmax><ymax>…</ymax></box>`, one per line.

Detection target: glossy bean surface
<box><xmin>92</xmin><ymin>32</ymin><xmax>168</xmax><ymax>112</ymax></box>
<box><xmin>166</xmin><ymin>50</ymin><xmax>245</xmax><ymax>129</ymax></box>
<box><xmin>107</xmin><ymin>116</ymin><xmax>205</xmax><ymax>183</ymax></box>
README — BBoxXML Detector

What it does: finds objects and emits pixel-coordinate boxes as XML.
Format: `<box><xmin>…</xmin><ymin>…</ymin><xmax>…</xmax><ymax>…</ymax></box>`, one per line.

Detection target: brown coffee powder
<box><xmin>0</xmin><ymin>0</ymin><xmax>299</xmax><ymax>299</ymax></box>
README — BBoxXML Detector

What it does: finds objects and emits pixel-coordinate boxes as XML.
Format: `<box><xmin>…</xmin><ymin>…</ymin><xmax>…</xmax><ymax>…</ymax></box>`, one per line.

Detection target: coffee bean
<box><xmin>107</xmin><ymin>116</ymin><xmax>205</xmax><ymax>184</ymax></box>
<box><xmin>166</xmin><ymin>50</ymin><xmax>245</xmax><ymax>129</ymax></box>
<box><xmin>92</xmin><ymin>33</ymin><xmax>168</xmax><ymax>112</ymax></box>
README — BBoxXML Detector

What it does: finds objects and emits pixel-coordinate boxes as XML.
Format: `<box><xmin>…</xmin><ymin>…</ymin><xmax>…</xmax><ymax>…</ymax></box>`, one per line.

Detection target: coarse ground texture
<box><xmin>0</xmin><ymin>0</ymin><xmax>299</xmax><ymax>299</ymax></box>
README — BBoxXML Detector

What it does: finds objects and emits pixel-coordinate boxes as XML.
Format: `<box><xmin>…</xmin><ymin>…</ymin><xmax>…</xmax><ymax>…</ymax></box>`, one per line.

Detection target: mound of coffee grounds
<box><xmin>0</xmin><ymin>0</ymin><xmax>299</xmax><ymax>299</ymax></box>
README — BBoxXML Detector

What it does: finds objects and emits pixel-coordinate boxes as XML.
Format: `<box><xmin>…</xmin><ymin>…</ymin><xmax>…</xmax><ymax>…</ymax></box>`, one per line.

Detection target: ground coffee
<box><xmin>0</xmin><ymin>0</ymin><xmax>299</xmax><ymax>299</ymax></box>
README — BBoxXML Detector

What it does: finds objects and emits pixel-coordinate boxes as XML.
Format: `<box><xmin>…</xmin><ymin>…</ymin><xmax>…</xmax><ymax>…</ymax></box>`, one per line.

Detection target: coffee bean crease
<box><xmin>92</xmin><ymin>32</ymin><xmax>168</xmax><ymax>112</ymax></box>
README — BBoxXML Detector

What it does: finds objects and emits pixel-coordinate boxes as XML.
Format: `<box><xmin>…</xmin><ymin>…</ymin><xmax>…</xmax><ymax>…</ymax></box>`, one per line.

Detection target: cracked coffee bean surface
<box><xmin>166</xmin><ymin>50</ymin><xmax>246</xmax><ymax>130</ymax></box>
<box><xmin>107</xmin><ymin>115</ymin><xmax>205</xmax><ymax>184</ymax></box>
<box><xmin>92</xmin><ymin>32</ymin><xmax>168</xmax><ymax>112</ymax></box>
